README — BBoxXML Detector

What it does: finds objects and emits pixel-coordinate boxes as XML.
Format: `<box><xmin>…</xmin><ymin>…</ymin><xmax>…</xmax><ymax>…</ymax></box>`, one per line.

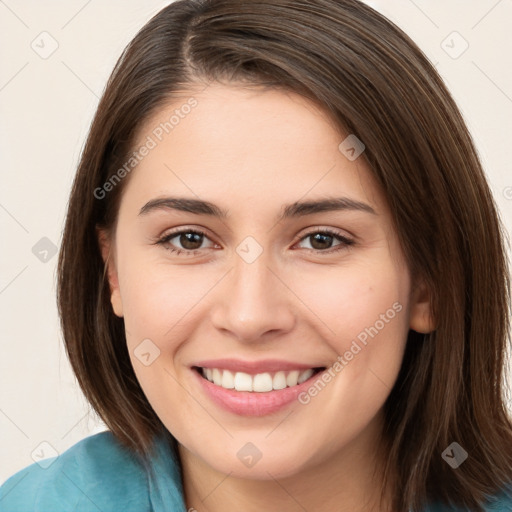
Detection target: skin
<box><xmin>100</xmin><ymin>82</ymin><xmax>433</xmax><ymax>512</ymax></box>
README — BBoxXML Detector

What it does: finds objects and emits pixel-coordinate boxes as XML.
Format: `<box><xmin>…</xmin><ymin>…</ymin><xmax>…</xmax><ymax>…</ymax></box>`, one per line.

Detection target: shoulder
<box><xmin>0</xmin><ymin>430</ymin><xmax>184</xmax><ymax>512</ymax></box>
<box><xmin>426</xmin><ymin>484</ymin><xmax>512</xmax><ymax>511</ymax></box>
<box><xmin>481</xmin><ymin>485</ymin><xmax>512</xmax><ymax>511</ymax></box>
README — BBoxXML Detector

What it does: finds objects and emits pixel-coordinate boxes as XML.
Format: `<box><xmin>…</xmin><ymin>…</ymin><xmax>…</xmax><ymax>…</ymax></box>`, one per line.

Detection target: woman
<box><xmin>1</xmin><ymin>0</ymin><xmax>512</xmax><ymax>510</ymax></box>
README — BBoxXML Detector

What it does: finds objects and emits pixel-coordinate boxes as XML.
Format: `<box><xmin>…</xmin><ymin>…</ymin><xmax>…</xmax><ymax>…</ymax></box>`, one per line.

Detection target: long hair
<box><xmin>57</xmin><ymin>1</ymin><xmax>512</xmax><ymax>510</ymax></box>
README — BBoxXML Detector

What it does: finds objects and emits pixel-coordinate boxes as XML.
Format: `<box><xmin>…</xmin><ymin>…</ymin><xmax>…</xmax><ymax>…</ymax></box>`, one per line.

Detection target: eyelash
<box><xmin>154</xmin><ymin>227</ymin><xmax>355</xmax><ymax>256</ymax></box>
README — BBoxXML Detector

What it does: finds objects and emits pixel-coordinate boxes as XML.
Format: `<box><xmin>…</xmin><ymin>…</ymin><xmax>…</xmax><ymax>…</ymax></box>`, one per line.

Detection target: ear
<box><xmin>97</xmin><ymin>227</ymin><xmax>123</xmax><ymax>318</ymax></box>
<box><xmin>409</xmin><ymin>276</ymin><xmax>435</xmax><ymax>333</ymax></box>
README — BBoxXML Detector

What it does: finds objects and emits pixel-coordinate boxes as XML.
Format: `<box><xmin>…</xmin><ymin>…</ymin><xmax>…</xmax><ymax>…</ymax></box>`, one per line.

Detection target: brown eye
<box><xmin>157</xmin><ymin>228</ymin><xmax>215</xmax><ymax>255</ymax></box>
<box><xmin>175</xmin><ymin>231</ymin><xmax>204</xmax><ymax>250</ymax></box>
<box><xmin>297</xmin><ymin>229</ymin><xmax>354</xmax><ymax>253</ymax></box>
<box><xmin>309</xmin><ymin>233</ymin><xmax>335</xmax><ymax>250</ymax></box>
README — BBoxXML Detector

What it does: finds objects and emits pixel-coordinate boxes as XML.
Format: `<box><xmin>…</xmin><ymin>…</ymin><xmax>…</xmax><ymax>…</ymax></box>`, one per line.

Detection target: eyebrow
<box><xmin>138</xmin><ymin>196</ymin><xmax>376</xmax><ymax>220</ymax></box>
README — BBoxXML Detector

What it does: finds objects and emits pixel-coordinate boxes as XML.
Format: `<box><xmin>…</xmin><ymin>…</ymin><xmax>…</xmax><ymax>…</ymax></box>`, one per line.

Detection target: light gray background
<box><xmin>1</xmin><ymin>0</ymin><xmax>511</xmax><ymax>483</ymax></box>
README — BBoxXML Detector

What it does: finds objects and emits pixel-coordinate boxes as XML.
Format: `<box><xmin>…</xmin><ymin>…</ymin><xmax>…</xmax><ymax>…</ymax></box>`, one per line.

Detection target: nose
<box><xmin>210</xmin><ymin>250</ymin><xmax>296</xmax><ymax>343</ymax></box>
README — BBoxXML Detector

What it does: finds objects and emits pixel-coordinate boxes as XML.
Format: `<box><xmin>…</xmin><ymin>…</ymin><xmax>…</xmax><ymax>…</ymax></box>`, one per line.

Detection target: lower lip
<box><xmin>192</xmin><ymin>368</ymin><xmax>323</xmax><ymax>416</ymax></box>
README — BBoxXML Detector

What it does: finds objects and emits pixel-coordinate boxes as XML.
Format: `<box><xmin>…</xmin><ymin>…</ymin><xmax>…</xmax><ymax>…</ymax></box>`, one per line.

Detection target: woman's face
<box><xmin>102</xmin><ymin>82</ymin><xmax>431</xmax><ymax>479</ymax></box>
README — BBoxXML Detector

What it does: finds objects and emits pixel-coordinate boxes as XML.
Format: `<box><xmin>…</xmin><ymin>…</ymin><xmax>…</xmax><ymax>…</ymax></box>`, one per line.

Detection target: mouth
<box><xmin>190</xmin><ymin>359</ymin><xmax>329</xmax><ymax>416</ymax></box>
<box><xmin>192</xmin><ymin>366</ymin><xmax>325</xmax><ymax>392</ymax></box>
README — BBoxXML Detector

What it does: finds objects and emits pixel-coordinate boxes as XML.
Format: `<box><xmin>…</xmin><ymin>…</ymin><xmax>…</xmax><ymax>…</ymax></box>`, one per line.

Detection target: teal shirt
<box><xmin>0</xmin><ymin>432</ymin><xmax>186</xmax><ymax>512</ymax></box>
<box><xmin>1</xmin><ymin>431</ymin><xmax>511</xmax><ymax>511</ymax></box>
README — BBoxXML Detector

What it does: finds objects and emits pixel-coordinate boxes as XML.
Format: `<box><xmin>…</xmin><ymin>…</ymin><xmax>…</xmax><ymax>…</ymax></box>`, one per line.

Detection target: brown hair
<box><xmin>57</xmin><ymin>0</ymin><xmax>512</xmax><ymax>510</ymax></box>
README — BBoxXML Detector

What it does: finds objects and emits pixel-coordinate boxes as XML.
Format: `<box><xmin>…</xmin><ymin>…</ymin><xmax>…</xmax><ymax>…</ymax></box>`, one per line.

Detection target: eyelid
<box><xmin>155</xmin><ymin>225</ymin><xmax>355</xmax><ymax>258</ymax></box>
<box><xmin>154</xmin><ymin>226</ymin><xmax>216</xmax><ymax>248</ymax></box>
<box><xmin>295</xmin><ymin>226</ymin><xmax>354</xmax><ymax>243</ymax></box>
<box><xmin>156</xmin><ymin>225</ymin><xmax>354</xmax><ymax>242</ymax></box>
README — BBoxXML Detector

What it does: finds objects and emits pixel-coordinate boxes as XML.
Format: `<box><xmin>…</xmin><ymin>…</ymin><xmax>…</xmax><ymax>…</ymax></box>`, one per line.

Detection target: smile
<box><xmin>197</xmin><ymin>367</ymin><xmax>324</xmax><ymax>392</ymax></box>
<box><xmin>191</xmin><ymin>359</ymin><xmax>328</xmax><ymax>416</ymax></box>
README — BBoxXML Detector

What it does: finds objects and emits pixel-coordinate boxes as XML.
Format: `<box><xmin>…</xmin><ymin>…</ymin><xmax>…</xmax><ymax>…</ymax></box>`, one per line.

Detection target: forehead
<box><xmin>123</xmin><ymin>82</ymin><xmax>386</xmax><ymax>218</ymax></box>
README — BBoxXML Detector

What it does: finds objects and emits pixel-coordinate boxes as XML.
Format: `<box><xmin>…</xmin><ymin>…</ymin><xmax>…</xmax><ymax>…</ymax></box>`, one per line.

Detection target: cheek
<box><xmin>291</xmin><ymin>258</ymin><xmax>411</xmax><ymax>401</ymax></box>
<box><xmin>292</xmin><ymin>257</ymin><xmax>410</xmax><ymax>341</ymax></box>
<box><xmin>116</xmin><ymin>247</ymin><xmax>206</xmax><ymax>338</ymax></box>
<box><xmin>115</xmin><ymin>253</ymin><xmax>208</xmax><ymax>417</ymax></box>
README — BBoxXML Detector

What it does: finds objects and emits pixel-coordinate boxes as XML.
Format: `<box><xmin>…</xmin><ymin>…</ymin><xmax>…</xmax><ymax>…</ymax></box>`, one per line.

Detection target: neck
<box><xmin>178</xmin><ymin>412</ymin><xmax>395</xmax><ymax>512</ymax></box>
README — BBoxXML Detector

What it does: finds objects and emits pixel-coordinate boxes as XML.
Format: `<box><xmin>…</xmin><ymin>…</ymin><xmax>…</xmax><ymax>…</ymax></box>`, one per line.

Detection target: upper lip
<box><xmin>192</xmin><ymin>359</ymin><xmax>325</xmax><ymax>375</ymax></box>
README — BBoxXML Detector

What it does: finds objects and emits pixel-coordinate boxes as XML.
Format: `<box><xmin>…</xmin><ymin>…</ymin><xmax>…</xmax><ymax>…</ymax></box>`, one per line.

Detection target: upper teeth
<box><xmin>201</xmin><ymin>368</ymin><xmax>315</xmax><ymax>392</ymax></box>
